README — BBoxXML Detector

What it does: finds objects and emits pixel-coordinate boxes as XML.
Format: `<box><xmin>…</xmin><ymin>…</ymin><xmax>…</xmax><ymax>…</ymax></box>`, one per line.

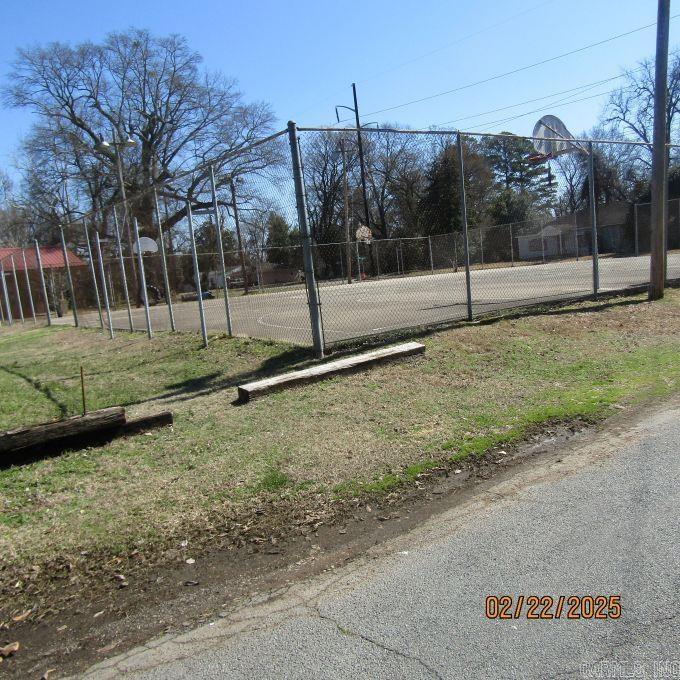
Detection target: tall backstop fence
<box><xmin>3</xmin><ymin>126</ymin><xmax>680</xmax><ymax>356</ymax></box>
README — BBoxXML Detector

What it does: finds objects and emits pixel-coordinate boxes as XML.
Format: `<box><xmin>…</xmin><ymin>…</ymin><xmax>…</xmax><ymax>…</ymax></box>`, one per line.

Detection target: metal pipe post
<box><xmin>186</xmin><ymin>202</ymin><xmax>208</xmax><ymax>348</ymax></box>
<box><xmin>229</xmin><ymin>178</ymin><xmax>249</xmax><ymax>295</ymax></box>
<box><xmin>0</xmin><ymin>266</ymin><xmax>12</xmax><ymax>324</ymax></box>
<box><xmin>208</xmin><ymin>168</ymin><xmax>232</xmax><ymax>335</ymax></box>
<box><xmin>112</xmin><ymin>208</ymin><xmax>134</xmax><ymax>331</ymax></box>
<box><xmin>21</xmin><ymin>250</ymin><xmax>36</xmax><ymax>323</ymax></box>
<box><xmin>428</xmin><ymin>235</ymin><xmax>434</xmax><ymax>272</ymax></box>
<box><xmin>375</xmin><ymin>239</ymin><xmax>381</xmax><ymax>278</ymax></box>
<box><xmin>356</xmin><ymin>241</ymin><xmax>361</xmax><ymax>281</ymax></box>
<box><xmin>633</xmin><ymin>203</ymin><xmax>640</xmax><ymax>257</ymax></box>
<box><xmin>340</xmin><ymin>137</ymin><xmax>353</xmax><ymax>284</ymax></box>
<box><xmin>133</xmin><ymin>217</ymin><xmax>153</xmax><ymax>339</ymax></box>
<box><xmin>83</xmin><ymin>225</ymin><xmax>104</xmax><ymax>329</ymax></box>
<box><xmin>60</xmin><ymin>228</ymin><xmax>79</xmax><ymax>326</ymax></box>
<box><xmin>575</xmin><ymin>215</ymin><xmax>580</xmax><ymax>261</ymax></box>
<box><xmin>10</xmin><ymin>256</ymin><xmax>25</xmax><ymax>323</ymax></box>
<box><xmin>94</xmin><ymin>232</ymin><xmax>114</xmax><ymax>339</ymax></box>
<box><xmin>510</xmin><ymin>225</ymin><xmax>515</xmax><ymax>266</ymax></box>
<box><xmin>588</xmin><ymin>142</ymin><xmax>600</xmax><ymax>296</ymax></box>
<box><xmin>288</xmin><ymin>121</ymin><xmax>324</xmax><ymax>358</ymax></box>
<box><xmin>34</xmin><ymin>241</ymin><xmax>51</xmax><ymax>325</ymax></box>
<box><xmin>457</xmin><ymin>132</ymin><xmax>473</xmax><ymax>321</ymax></box>
<box><xmin>153</xmin><ymin>190</ymin><xmax>177</xmax><ymax>332</ymax></box>
<box><xmin>649</xmin><ymin>0</ymin><xmax>670</xmax><ymax>299</ymax></box>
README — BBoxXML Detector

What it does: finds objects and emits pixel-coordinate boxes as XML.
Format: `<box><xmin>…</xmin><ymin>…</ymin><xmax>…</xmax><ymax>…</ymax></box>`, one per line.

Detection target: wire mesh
<box><xmin>0</xmin><ymin>248</ymin><xmax>53</xmax><ymax>326</ymax></box>
<box><xmin>293</xmin><ymin>128</ymin><xmax>676</xmax><ymax>343</ymax></box>
<box><xmin>12</xmin><ymin>126</ymin><xmax>680</xmax><ymax>348</ymax></box>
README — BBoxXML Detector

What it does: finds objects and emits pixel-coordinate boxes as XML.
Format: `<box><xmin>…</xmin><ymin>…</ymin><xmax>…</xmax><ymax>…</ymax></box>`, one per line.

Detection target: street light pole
<box><xmin>113</xmin><ymin>131</ymin><xmax>140</xmax><ymax>302</ymax></box>
<box><xmin>335</xmin><ymin>108</ymin><xmax>353</xmax><ymax>284</ymax></box>
<box><xmin>352</xmin><ymin>83</ymin><xmax>371</xmax><ymax>232</ymax></box>
<box><xmin>650</xmin><ymin>0</ymin><xmax>671</xmax><ymax>300</ymax></box>
<box><xmin>229</xmin><ymin>177</ymin><xmax>249</xmax><ymax>295</ymax></box>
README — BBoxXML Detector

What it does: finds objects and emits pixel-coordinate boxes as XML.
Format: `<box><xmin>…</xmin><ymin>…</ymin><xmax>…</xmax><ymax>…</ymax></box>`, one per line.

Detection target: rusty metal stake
<box><xmin>80</xmin><ymin>366</ymin><xmax>87</xmax><ymax>415</ymax></box>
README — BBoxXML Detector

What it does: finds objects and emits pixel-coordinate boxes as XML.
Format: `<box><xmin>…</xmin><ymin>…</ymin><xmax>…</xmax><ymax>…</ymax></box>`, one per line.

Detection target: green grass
<box><xmin>2</xmin><ymin>291</ymin><xmax>680</xmax><ymax>587</ymax></box>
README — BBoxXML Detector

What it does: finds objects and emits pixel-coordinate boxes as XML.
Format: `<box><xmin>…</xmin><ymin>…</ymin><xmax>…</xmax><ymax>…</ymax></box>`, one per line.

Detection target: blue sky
<box><xmin>0</xmin><ymin>0</ymin><xmax>676</xmax><ymax>175</ymax></box>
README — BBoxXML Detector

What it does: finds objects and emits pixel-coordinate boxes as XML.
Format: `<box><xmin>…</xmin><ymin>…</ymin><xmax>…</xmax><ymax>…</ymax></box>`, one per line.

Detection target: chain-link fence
<box><xmin>5</xmin><ymin>125</ymin><xmax>679</xmax><ymax>355</ymax></box>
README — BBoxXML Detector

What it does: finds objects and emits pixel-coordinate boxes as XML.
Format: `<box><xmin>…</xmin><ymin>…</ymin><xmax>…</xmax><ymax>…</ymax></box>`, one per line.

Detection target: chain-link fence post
<box><xmin>229</xmin><ymin>177</ymin><xmax>249</xmax><ymax>295</ymax></box>
<box><xmin>355</xmin><ymin>241</ymin><xmax>361</xmax><ymax>281</ymax></box>
<box><xmin>541</xmin><ymin>229</ymin><xmax>546</xmax><ymax>263</ymax></box>
<box><xmin>59</xmin><ymin>227</ymin><xmax>80</xmax><ymax>327</ymax></box>
<box><xmin>186</xmin><ymin>202</ymin><xmax>208</xmax><ymax>348</ymax></box>
<box><xmin>428</xmin><ymin>235</ymin><xmax>434</xmax><ymax>273</ymax></box>
<box><xmin>34</xmin><ymin>241</ymin><xmax>51</xmax><ymax>326</ymax></box>
<box><xmin>1</xmin><ymin>265</ymin><xmax>12</xmax><ymax>324</ymax></box>
<box><xmin>574</xmin><ymin>215</ymin><xmax>580</xmax><ymax>261</ymax></box>
<box><xmin>288</xmin><ymin>121</ymin><xmax>324</xmax><ymax>358</ymax></box>
<box><xmin>154</xmin><ymin>189</ymin><xmax>177</xmax><ymax>332</ymax></box>
<box><xmin>94</xmin><ymin>232</ymin><xmax>114</xmax><ymax>339</ymax></box>
<box><xmin>133</xmin><ymin>217</ymin><xmax>153</xmax><ymax>340</ymax></box>
<box><xmin>588</xmin><ymin>141</ymin><xmax>599</xmax><ymax>296</ymax></box>
<box><xmin>634</xmin><ymin>203</ymin><xmax>640</xmax><ymax>257</ymax></box>
<box><xmin>457</xmin><ymin>132</ymin><xmax>473</xmax><ymax>322</ymax></box>
<box><xmin>208</xmin><ymin>167</ymin><xmax>233</xmax><ymax>336</ymax></box>
<box><xmin>10</xmin><ymin>256</ymin><xmax>25</xmax><ymax>323</ymax></box>
<box><xmin>113</xmin><ymin>208</ymin><xmax>134</xmax><ymax>331</ymax></box>
<box><xmin>338</xmin><ymin>243</ymin><xmax>345</xmax><ymax>280</ymax></box>
<box><xmin>83</xmin><ymin>224</ymin><xmax>104</xmax><ymax>329</ymax></box>
<box><xmin>480</xmin><ymin>229</ymin><xmax>485</xmax><ymax>269</ymax></box>
<box><xmin>21</xmin><ymin>250</ymin><xmax>36</xmax><ymax>323</ymax></box>
<box><xmin>510</xmin><ymin>225</ymin><xmax>515</xmax><ymax>267</ymax></box>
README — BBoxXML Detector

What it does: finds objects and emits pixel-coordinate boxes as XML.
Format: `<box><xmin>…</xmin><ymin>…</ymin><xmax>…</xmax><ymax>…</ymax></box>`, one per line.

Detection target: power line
<box><xmin>466</xmin><ymin>87</ymin><xmax>619</xmax><ymax>131</ymax></box>
<box><xmin>431</xmin><ymin>72</ymin><xmax>634</xmax><ymax>128</ymax></box>
<box><xmin>355</xmin><ymin>0</ymin><xmax>556</xmax><ymax>85</ymax></box>
<box><xmin>340</xmin><ymin>15</ymin><xmax>678</xmax><ymax>121</ymax></box>
<box><xmin>297</xmin><ymin>1</ymin><xmax>556</xmax><ymax>120</ymax></box>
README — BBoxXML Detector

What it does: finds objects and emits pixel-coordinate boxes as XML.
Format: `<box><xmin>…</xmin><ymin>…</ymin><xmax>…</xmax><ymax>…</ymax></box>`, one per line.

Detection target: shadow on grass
<box><xmin>326</xmin><ymin>285</ymin><xmax>667</xmax><ymax>355</ymax></box>
<box><xmin>123</xmin><ymin>345</ymin><xmax>314</xmax><ymax>408</ymax></box>
<box><xmin>0</xmin><ymin>365</ymin><xmax>70</xmax><ymax>418</ymax></box>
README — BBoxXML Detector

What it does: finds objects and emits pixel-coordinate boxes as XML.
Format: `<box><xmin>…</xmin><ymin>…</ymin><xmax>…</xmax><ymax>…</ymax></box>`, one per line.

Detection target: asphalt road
<box><xmin>66</xmin><ymin>253</ymin><xmax>680</xmax><ymax>345</ymax></box>
<box><xmin>80</xmin><ymin>400</ymin><xmax>680</xmax><ymax>679</ymax></box>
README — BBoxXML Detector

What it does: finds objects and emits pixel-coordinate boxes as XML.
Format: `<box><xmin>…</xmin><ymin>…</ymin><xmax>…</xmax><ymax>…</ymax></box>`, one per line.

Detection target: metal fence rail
<box><xmin>3</xmin><ymin>126</ymin><xmax>679</xmax><ymax>355</ymax></box>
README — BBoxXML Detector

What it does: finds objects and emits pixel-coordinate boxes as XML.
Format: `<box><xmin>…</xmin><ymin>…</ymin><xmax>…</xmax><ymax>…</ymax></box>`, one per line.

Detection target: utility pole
<box><xmin>229</xmin><ymin>177</ymin><xmax>249</xmax><ymax>294</ymax></box>
<box><xmin>352</xmin><ymin>83</ymin><xmax>371</xmax><ymax>232</ymax></box>
<box><xmin>649</xmin><ymin>0</ymin><xmax>670</xmax><ymax>300</ymax></box>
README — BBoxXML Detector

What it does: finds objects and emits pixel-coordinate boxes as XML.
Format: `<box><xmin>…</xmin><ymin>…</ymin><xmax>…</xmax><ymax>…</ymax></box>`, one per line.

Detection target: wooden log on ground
<box><xmin>237</xmin><ymin>341</ymin><xmax>425</xmax><ymax>403</ymax></box>
<box><xmin>119</xmin><ymin>411</ymin><xmax>173</xmax><ymax>436</ymax></box>
<box><xmin>0</xmin><ymin>407</ymin><xmax>126</xmax><ymax>454</ymax></box>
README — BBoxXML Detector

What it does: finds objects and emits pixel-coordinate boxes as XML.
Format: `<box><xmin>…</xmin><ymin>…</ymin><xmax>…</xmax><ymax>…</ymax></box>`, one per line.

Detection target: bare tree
<box><xmin>4</xmin><ymin>29</ymin><xmax>278</xmax><ymax>245</ymax></box>
<box><xmin>605</xmin><ymin>52</ymin><xmax>680</xmax><ymax>162</ymax></box>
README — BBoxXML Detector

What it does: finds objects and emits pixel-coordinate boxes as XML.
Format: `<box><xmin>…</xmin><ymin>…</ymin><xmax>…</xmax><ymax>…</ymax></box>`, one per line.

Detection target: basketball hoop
<box><xmin>527</xmin><ymin>152</ymin><xmax>552</xmax><ymax>165</ymax></box>
<box><xmin>355</xmin><ymin>224</ymin><xmax>372</xmax><ymax>243</ymax></box>
<box><xmin>532</xmin><ymin>115</ymin><xmax>588</xmax><ymax>158</ymax></box>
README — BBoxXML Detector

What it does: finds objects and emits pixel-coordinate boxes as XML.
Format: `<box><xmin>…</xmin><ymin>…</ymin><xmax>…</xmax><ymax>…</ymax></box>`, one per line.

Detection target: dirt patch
<box><xmin>1</xmin><ymin>412</ymin><xmax>594</xmax><ymax>679</ymax></box>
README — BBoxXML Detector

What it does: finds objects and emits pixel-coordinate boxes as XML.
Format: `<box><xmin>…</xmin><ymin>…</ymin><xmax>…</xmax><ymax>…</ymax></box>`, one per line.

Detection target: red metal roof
<box><xmin>0</xmin><ymin>246</ymin><xmax>86</xmax><ymax>271</ymax></box>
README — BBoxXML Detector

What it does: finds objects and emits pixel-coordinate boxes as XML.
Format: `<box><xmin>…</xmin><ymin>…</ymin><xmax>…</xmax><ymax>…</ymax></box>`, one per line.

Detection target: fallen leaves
<box><xmin>0</xmin><ymin>641</ymin><xmax>19</xmax><ymax>658</ymax></box>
